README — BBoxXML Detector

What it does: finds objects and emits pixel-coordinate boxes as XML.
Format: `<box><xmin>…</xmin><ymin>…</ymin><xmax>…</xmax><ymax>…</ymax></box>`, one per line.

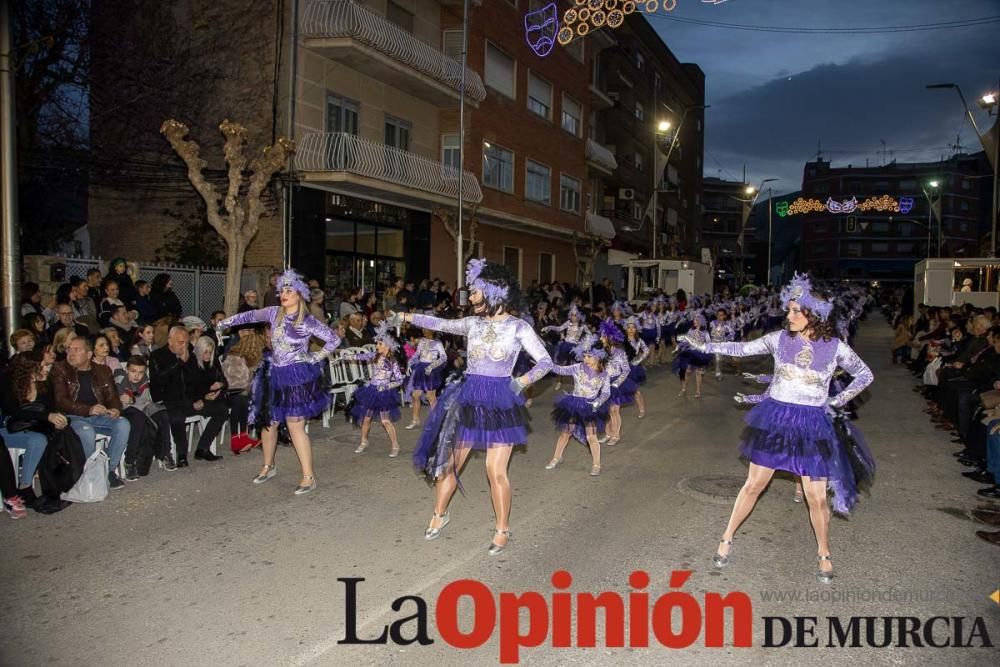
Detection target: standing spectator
<box><xmin>84</xmin><ymin>268</ymin><xmax>103</xmax><ymax>305</ymax></box>
<box><xmin>20</xmin><ymin>282</ymin><xmax>45</xmax><ymax>320</ymax></box>
<box><xmin>50</xmin><ymin>337</ymin><xmax>131</xmax><ymax>489</ymax></box>
<box><xmin>339</xmin><ymin>287</ymin><xmax>363</xmax><ymax>320</ymax></box>
<box><xmin>263</xmin><ymin>271</ymin><xmax>280</xmax><ymax>308</ymax></box>
<box><xmin>105</xmin><ymin>258</ymin><xmax>138</xmax><ymax>309</ymax></box>
<box><xmin>417</xmin><ymin>279</ymin><xmax>435</xmax><ymax>309</ymax></box>
<box><xmin>47</xmin><ymin>303</ymin><xmax>89</xmax><ymax>341</ymax></box>
<box><xmin>206</xmin><ymin>310</ymin><xmax>227</xmax><ymax>348</ymax></box>
<box><xmin>148</xmin><ymin>326</ymin><xmax>226</xmax><ymax>466</ymax></box>
<box><xmin>149</xmin><ymin>273</ymin><xmax>183</xmax><ymax>321</ymax></box>
<box><xmin>133</xmin><ymin>280</ymin><xmax>155</xmax><ymax>323</ymax></box>
<box><xmin>239</xmin><ymin>289</ymin><xmax>259</xmax><ymax>313</ymax></box>
<box><xmin>181</xmin><ymin>316</ymin><xmax>207</xmax><ymax>342</ymax></box>
<box><xmin>70</xmin><ymin>277</ymin><xmax>100</xmax><ymax>333</ymax></box>
<box><xmin>362</xmin><ymin>292</ymin><xmax>378</xmax><ymax>318</ymax></box>
<box><xmin>383</xmin><ymin>277</ymin><xmax>402</xmax><ymax>312</ymax></box>
<box><xmin>308</xmin><ymin>289</ymin><xmax>329</xmax><ymax>324</ymax></box>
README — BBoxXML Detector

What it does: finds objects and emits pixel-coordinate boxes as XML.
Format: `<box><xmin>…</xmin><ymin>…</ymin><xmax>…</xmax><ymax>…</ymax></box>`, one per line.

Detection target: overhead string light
<box><xmin>554</xmin><ymin>0</ymin><xmax>723</xmax><ymax>46</ymax></box>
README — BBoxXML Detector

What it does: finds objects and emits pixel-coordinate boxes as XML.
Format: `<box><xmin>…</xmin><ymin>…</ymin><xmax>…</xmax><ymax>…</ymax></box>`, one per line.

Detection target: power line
<box><xmin>646</xmin><ymin>13</ymin><xmax>1000</xmax><ymax>34</ymax></box>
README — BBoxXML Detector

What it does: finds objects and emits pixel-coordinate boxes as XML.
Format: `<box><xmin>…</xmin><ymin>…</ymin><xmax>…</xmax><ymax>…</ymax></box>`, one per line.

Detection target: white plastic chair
<box><xmin>8</xmin><ymin>447</ymin><xmax>25</xmax><ymax>488</ymax></box>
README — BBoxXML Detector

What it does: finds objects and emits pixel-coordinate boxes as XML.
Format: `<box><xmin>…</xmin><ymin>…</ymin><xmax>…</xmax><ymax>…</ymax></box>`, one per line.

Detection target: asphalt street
<box><xmin>3</xmin><ymin>319</ymin><xmax>998</xmax><ymax>666</ymax></box>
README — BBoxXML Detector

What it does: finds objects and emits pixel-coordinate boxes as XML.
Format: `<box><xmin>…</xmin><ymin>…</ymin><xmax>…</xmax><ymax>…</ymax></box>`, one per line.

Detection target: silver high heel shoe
<box><xmin>544</xmin><ymin>458</ymin><xmax>562</xmax><ymax>470</ymax></box>
<box><xmin>590</xmin><ymin>464</ymin><xmax>602</xmax><ymax>477</ymax></box>
<box><xmin>389</xmin><ymin>446</ymin><xmax>400</xmax><ymax>458</ymax></box>
<box><xmin>713</xmin><ymin>539</ymin><xmax>733</xmax><ymax>568</ymax></box>
<box><xmin>252</xmin><ymin>463</ymin><xmax>276</xmax><ymax>484</ymax></box>
<box><xmin>487</xmin><ymin>528</ymin><xmax>512</xmax><ymax>556</ymax></box>
<box><xmin>293</xmin><ymin>475</ymin><xmax>316</xmax><ymax>495</ymax></box>
<box><xmin>404</xmin><ymin>420</ymin><xmax>420</xmax><ymax>430</ymax></box>
<box><xmin>816</xmin><ymin>554</ymin><xmax>835</xmax><ymax>584</ymax></box>
<box><xmin>354</xmin><ymin>440</ymin><xmax>368</xmax><ymax>454</ymax></box>
<box><xmin>793</xmin><ymin>488</ymin><xmax>804</xmax><ymax>503</ymax></box>
<box><xmin>424</xmin><ymin>512</ymin><xmax>449</xmax><ymax>540</ymax></box>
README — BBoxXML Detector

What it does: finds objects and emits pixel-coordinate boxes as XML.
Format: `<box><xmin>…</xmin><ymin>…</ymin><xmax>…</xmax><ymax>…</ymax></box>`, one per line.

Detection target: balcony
<box><xmin>586</xmin><ymin>138</ymin><xmax>618</xmax><ymax>175</ymax></box>
<box><xmin>295</xmin><ymin>132</ymin><xmax>483</xmax><ymax>207</ymax></box>
<box><xmin>586</xmin><ymin>211</ymin><xmax>616</xmax><ymax>240</ymax></box>
<box><xmin>300</xmin><ymin>0</ymin><xmax>486</xmax><ymax>107</ymax></box>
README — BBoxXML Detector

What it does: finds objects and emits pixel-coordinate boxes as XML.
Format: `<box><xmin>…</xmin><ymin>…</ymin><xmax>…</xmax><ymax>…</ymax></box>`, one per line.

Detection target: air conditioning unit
<box><xmin>618</xmin><ymin>188</ymin><xmax>635</xmax><ymax>201</ymax></box>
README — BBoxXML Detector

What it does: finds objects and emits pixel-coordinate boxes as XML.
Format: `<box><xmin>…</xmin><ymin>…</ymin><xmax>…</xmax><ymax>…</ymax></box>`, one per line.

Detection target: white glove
<box><xmin>385</xmin><ymin>311</ymin><xmax>403</xmax><ymax>328</ymax></box>
<box><xmin>509</xmin><ymin>378</ymin><xmax>525</xmax><ymax>395</ymax></box>
<box><xmin>590</xmin><ymin>401</ymin><xmax>602</xmax><ymax>411</ymax></box>
<box><xmin>424</xmin><ymin>366</ymin><xmax>433</xmax><ymax>376</ymax></box>
<box><xmin>741</xmin><ymin>372</ymin><xmax>757</xmax><ymax>381</ymax></box>
<box><xmin>733</xmin><ymin>393</ymin><xmax>750</xmax><ymax>404</ymax></box>
<box><xmin>679</xmin><ymin>335</ymin><xmax>707</xmax><ymax>352</ymax></box>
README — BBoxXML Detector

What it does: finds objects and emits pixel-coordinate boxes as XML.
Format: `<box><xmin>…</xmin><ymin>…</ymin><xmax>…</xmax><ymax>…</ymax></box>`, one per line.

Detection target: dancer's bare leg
<box><xmin>381</xmin><ymin>418</ymin><xmax>399</xmax><ymax>452</ymax></box>
<box><xmin>359</xmin><ymin>416</ymin><xmax>372</xmax><ymax>443</ymax></box>
<box><xmin>429</xmin><ymin>446</ymin><xmax>474</xmax><ymax>528</ymax></box>
<box><xmin>485</xmin><ymin>445</ymin><xmax>514</xmax><ymax>547</ymax></box>
<box><xmin>426</xmin><ymin>389</ymin><xmax>437</xmax><ymax>409</ymax></box>
<box><xmin>551</xmin><ymin>431</ymin><xmax>572</xmax><ymax>463</ymax></box>
<box><xmin>635</xmin><ymin>390</ymin><xmax>645</xmax><ymax>415</ymax></box>
<box><xmin>258</xmin><ymin>423</ymin><xmax>278</xmax><ymax>476</ymax></box>
<box><xmin>609</xmin><ymin>404</ymin><xmax>622</xmax><ymax>439</ymax></box>
<box><xmin>285</xmin><ymin>418</ymin><xmax>313</xmax><ymax>485</ymax></box>
<box><xmin>718</xmin><ymin>463</ymin><xmax>776</xmax><ymax>558</ymax></box>
<box><xmin>586</xmin><ymin>427</ymin><xmax>601</xmax><ymax>468</ymax></box>
<box><xmin>411</xmin><ymin>390</ymin><xmax>423</xmax><ymax>423</ymax></box>
<box><xmin>801</xmin><ymin>475</ymin><xmax>832</xmax><ymax>573</ymax></box>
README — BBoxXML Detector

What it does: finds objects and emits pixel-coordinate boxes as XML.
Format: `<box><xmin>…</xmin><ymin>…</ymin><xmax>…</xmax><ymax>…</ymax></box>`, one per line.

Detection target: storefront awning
<box><xmin>586</xmin><ymin>211</ymin><xmax>616</xmax><ymax>240</ymax></box>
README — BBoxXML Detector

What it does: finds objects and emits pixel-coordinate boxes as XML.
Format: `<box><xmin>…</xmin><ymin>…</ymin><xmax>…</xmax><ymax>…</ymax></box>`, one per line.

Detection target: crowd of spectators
<box><xmin>883</xmin><ymin>292</ymin><xmax>1000</xmax><ymax>547</ymax></box>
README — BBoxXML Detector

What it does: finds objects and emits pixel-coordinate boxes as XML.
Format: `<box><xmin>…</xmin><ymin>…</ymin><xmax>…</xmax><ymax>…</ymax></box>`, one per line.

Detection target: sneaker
<box><xmin>124</xmin><ymin>463</ymin><xmax>140</xmax><ymax>482</ymax></box>
<box><xmin>108</xmin><ymin>471</ymin><xmax>126</xmax><ymax>490</ymax></box>
<box><xmin>3</xmin><ymin>496</ymin><xmax>28</xmax><ymax>520</ymax></box>
<box><xmin>158</xmin><ymin>455</ymin><xmax>177</xmax><ymax>472</ymax></box>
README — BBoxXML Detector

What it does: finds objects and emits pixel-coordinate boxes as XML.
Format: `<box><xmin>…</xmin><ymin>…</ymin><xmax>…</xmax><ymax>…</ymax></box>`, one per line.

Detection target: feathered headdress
<box><xmin>610</xmin><ymin>300</ymin><xmax>632</xmax><ymax>316</ymax></box>
<box><xmin>572</xmin><ymin>332</ymin><xmax>607</xmax><ymax>361</ymax></box>
<box><xmin>598</xmin><ymin>318</ymin><xmax>624</xmax><ymax>343</ymax></box>
<box><xmin>567</xmin><ymin>304</ymin><xmax>581</xmax><ymax>321</ymax></box>
<box><xmin>276</xmin><ymin>268</ymin><xmax>311</xmax><ymax>302</ymax></box>
<box><xmin>465</xmin><ymin>258</ymin><xmax>515</xmax><ymax>309</ymax></box>
<box><xmin>373</xmin><ymin>320</ymin><xmax>399</xmax><ymax>353</ymax></box>
<box><xmin>692</xmin><ymin>312</ymin><xmax>706</xmax><ymax>328</ymax></box>
<box><xmin>624</xmin><ymin>315</ymin><xmax>640</xmax><ymax>329</ymax></box>
<box><xmin>779</xmin><ymin>272</ymin><xmax>833</xmax><ymax>321</ymax></box>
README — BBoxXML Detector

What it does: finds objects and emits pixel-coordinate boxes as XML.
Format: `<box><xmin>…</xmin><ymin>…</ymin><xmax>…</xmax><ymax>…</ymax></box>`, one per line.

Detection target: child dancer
<box><xmin>340</xmin><ymin>322</ymin><xmax>404</xmax><ymax>457</ymax></box>
<box><xmin>710</xmin><ymin>308</ymin><xmax>735</xmax><ymax>380</ymax></box>
<box><xmin>599</xmin><ymin>319</ymin><xmax>634</xmax><ymax>445</ymax></box>
<box><xmin>404</xmin><ymin>328</ymin><xmax>446</xmax><ymax>429</ymax></box>
<box><xmin>542</xmin><ymin>304</ymin><xmax>590</xmax><ymax>390</ymax></box>
<box><xmin>546</xmin><ymin>334</ymin><xmax>610</xmax><ymax>476</ymax></box>
<box><xmin>673</xmin><ymin>313</ymin><xmax>711</xmax><ymax>398</ymax></box>
<box><xmin>639</xmin><ymin>301</ymin><xmax>661</xmax><ymax>366</ymax></box>
<box><xmin>624</xmin><ymin>316</ymin><xmax>649</xmax><ymax>418</ymax></box>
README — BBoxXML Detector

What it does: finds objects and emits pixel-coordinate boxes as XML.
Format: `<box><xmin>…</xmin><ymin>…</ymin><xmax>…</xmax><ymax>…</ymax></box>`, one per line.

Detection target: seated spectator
<box><xmin>70</xmin><ymin>276</ymin><xmax>100</xmax><ymax>333</ymax></box>
<box><xmin>105</xmin><ymin>258</ymin><xmax>138</xmax><ymax>310</ymax></box>
<box><xmin>9</xmin><ymin>329</ymin><xmax>35</xmax><ymax>355</ymax></box>
<box><xmin>148</xmin><ymin>326</ymin><xmax>225</xmax><ymax>466</ymax></box>
<box><xmin>130</xmin><ymin>324</ymin><xmax>156</xmax><ymax>359</ymax></box>
<box><xmin>102</xmin><ymin>327</ymin><xmax>129</xmax><ymax>363</ymax></box>
<box><xmin>262</xmin><ymin>271</ymin><xmax>280</xmax><ymax>307</ymax></box>
<box><xmin>51</xmin><ymin>328</ymin><xmax>76</xmax><ymax>362</ymax></box>
<box><xmin>84</xmin><ymin>268</ymin><xmax>103</xmax><ymax>305</ymax></box>
<box><xmin>98</xmin><ymin>277</ymin><xmax>135</xmax><ymax>328</ymax></box>
<box><xmin>182</xmin><ymin>316</ymin><xmax>207</xmax><ymax>342</ymax></box>
<box><xmin>221</xmin><ymin>332</ymin><xmax>264</xmax><ymax>454</ymax></box>
<box><xmin>149</xmin><ymin>273</ymin><xmax>183</xmax><ymax>322</ymax></box>
<box><xmin>50</xmin><ymin>336</ymin><xmax>131</xmax><ymax>489</ymax></box>
<box><xmin>133</xmin><ymin>280</ymin><xmax>155</xmax><ymax>323</ymax></box>
<box><xmin>891</xmin><ymin>314</ymin><xmax>913</xmax><ymax>364</ymax></box>
<box><xmin>340</xmin><ymin>286</ymin><xmax>363</xmax><ymax>319</ymax></box>
<box><xmin>345</xmin><ymin>312</ymin><xmax>372</xmax><ymax>348</ymax></box>
<box><xmin>333</xmin><ymin>318</ymin><xmax>348</xmax><ymax>349</ymax></box>
<box><xmin>47</xmin><ymin>303</ymin><xmax>89</xmax><ymax>341</ymax></box>
<box><xmin>106</xmin><ymin>303</ymin><xmax>138</xmax><ymax>338</ymax></box>
<box><xmin>116</xmin><ymin>355</ymin><xmax>176</xmax><ymax>476</ymax></box>
<box><xmin>20</xmin><ymin>282</ymin><xmax>45</xmax><ymax>320</ymax></box>
<box><xmin>206</xmin><ymin>311</ymin><xmax>226</xmax><ymax>347</ymax></box>
<box><xmin>92</xmin><ymin>333</ymin><xmax>123</xmax><ymax>374</ymax></box>
<box><xmin>22</xmin><ymin>312</ymin><xmax>49</xmax><ymax>347</ymax></box>
<box><xmin>1</xmin><ymin>432</ymin><xmax>28</xmax><ymax>519</ymax></box>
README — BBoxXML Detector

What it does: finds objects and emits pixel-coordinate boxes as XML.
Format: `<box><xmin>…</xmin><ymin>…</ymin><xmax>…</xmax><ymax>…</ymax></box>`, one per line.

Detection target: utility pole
<box><xmin>456</xmin><ymin>0</ymin><xmax>469</xmax><ymax>299</ymax></box>
<box><xmin>1</xmin><ymin>0</ymin><xmax>20</xmax><ymax>345</ymax></box>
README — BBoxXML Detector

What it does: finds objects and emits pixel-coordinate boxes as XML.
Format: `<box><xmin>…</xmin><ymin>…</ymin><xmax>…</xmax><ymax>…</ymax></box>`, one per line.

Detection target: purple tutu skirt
<box><xmin>672</xmin><ymin>348</ymin><xmax>712</xmax><ymax>377</ymax></box>
<box><xmin>640</xmin><ymin>328</ymin><xmax>658</xmax><ymax>347</ymax></box>
<box><xmin>554</xmin><ymin>340</ymin><xmax>576</xmax><ymax>365</ymax></box>
<box><xmin>661</xmin><ymin>323</ymin><xmax>676</xmax><ymax>347</ymax></box>
<box><xmin>349</xmin><ymin>384</ymin><xmax>401</xmax><ymax>424</ymax></box>
<box><xmin>409</xmin><ymin>362</ymin><xmax>445</xmax><ymax>392</ymax></box>
<box><xmin>551</xmin><ymin>394</ymin><xmax>608</xmax><ymax>444</ymax></box>
<box><xmin>263</xmin><ymin>361</ymin><xmax>330</xmax><ymax>423</ymax></box>
<box><xmin>628</xmin><ymin>364</ymin><xmax>647</xmax><ymax>385</ymax></box>
<box><xmin>610</xmin><ymin>377</ymin><xmax>638</xmax><ymax>405</ymax></box>
<box><xmin>413</xmin><ymin>374</ymin><xmax>528</xmax><ymax>480</ymax></box>
<box><xmin>739</xmin><ymin>398</ymin><xmax>875</xmax><ymax>514</ymax></box>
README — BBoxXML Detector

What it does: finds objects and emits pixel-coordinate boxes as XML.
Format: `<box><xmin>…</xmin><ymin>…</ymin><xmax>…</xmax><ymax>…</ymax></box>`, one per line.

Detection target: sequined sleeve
<box><xmin>340</xmin><ymin>349</ymin><xmax>376</xmax><ymax>362</ymax></box>
<box><xmin>541</xmin><ymin>321</ymin><xmax>569</xmax><ymax>334</ymax></box>
<box><xmin>304</xmin><ymin>314</ymin><xmax>342</xmax><ymax>358</ymax></box>
<box><xmin>425</xmin><ymin>340</ymin><xmax>447</xmax><ymax>373</ymax></box>
<box><xmin>707</xmin><ymin>331</ymin><xmax>780</xmax><ymax>358</ymax></box>
<box><xmin>743</xmin><ymin>391</ymin><xmax>768</xmax><ymax>404</ymax></box>
<box><xmin>595</xmin><ymin>372</ymin><xmax>611</xmax><ymax>406</ymax></box>
<box><xmin>515</xmin><ymin>320</ymin><xmax>553</xmax><ymax>384</ymax></box>
<box><xmin>550</xmin><ymin>362</ymin><xmax>579</xmax><ymax>377</ymax></box>
<box><xmin>220</xmin><ymin>306</ymin><xmax>277</xmax><ymax>329</ymax></box>
<box><xmin>631</xmin><ymin>338</ymin><xmax>649</xmax><ymax>365</ymax></box>
<box><xmin>754</xmin><ymin>374</ymin><xmax>773</xmax><ymax>384</ymax></box>
<box><xmin>829</xmin><ymin>341</ymin><xmax>874</xmax><ymax>408</ymax></box>
<box><xmin>411</xmin><ymin>314</ymin><xmax>471</xmax><ymax>337</ymax></box>
<box><xmin>386</xmin><ymin>360</ymin><xmax>404</xmax><ymax>390</ymax></box>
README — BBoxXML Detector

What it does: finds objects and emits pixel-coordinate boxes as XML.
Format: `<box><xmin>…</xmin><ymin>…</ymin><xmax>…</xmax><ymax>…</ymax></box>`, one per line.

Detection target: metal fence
<box><xmin>59</xmin><ymin>257</ymin><xmax>259</xmax><ymax>320</ymax></box>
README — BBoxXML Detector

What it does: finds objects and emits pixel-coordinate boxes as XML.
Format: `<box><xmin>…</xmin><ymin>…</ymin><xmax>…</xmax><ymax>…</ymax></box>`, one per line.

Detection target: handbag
<box><xmin>3</xmin><ymin>401</ymin><xmax>48</xmax><ymax>433</ymax></box>
<box><xmin>61</xmin><ymin>449</ymin><xmax>109</xmax><ymax>503</ymax></box>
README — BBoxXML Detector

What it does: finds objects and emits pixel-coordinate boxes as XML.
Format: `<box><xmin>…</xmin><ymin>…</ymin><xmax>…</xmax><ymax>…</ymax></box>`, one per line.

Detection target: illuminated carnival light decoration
<box><xmin>774</xmin><ymin>194</ymin><xmax>921</xmax><ymax>218</ymax></box>
<box><xmin>532</xmin><ymin>0</ymin><xmax>728</xmax><ymax>49</ymax></box>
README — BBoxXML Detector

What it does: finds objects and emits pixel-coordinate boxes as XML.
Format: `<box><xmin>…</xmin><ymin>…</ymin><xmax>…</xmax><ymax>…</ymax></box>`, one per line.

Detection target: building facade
<box><xmin>795</xmin><ymin>153</ymin><xmax>992</xmax><ymax>282</ymax></box>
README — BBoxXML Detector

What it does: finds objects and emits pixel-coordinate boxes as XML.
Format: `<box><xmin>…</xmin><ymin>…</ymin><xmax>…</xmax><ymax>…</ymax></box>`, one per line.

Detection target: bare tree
<box><xmin>573</xmin><ymin>231</ymin><xmax>609</xmax><ymax>303</ymax></box>
<box><xmin>434</xmin><ymin>203</ymin><xmax>481</xmax><ymax>265</ymax></box>
<box><xmin>161</xmin><ymin>119</ymin><xmax>293</xmax><ymax>314</ymax></box>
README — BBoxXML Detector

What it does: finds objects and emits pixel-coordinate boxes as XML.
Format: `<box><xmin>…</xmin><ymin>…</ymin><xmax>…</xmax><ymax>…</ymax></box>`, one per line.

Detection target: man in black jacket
<box><xmin>148</xmin><ymin>326</ymin><xmax>226</xmax><ymax>466</ymax></box>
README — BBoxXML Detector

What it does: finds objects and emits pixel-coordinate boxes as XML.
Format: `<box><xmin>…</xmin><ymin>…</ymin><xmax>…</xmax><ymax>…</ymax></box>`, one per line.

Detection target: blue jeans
<box><xmin>1</xmin><ymin>428</ymin><xmax>48</xmax><ymax>488</ymax></box>
<box><xmin>70</xmin><ymin>415</ymin><xmax>130</xmax><ymax>472</ymax></box>
<box><xmin>987</xmin><ymin>420</ymin><xmax>1000</xmax><ymax>480</ymax></box>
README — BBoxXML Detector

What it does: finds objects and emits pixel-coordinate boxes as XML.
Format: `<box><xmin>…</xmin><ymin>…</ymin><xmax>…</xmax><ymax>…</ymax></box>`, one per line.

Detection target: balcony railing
<box><xmin>586</xmin><ymin>138</ymin><xmax>618</xmax><ymax>173</ymax></box>
<box><xmin>295</xmin><ymin>132</ymin><xmax>483</xmax><ymax>204</ymax></box>
<box><xmin>301</xmin><ymin>0</ymin><xmax>486</xmax><ymax>103</ymax></box>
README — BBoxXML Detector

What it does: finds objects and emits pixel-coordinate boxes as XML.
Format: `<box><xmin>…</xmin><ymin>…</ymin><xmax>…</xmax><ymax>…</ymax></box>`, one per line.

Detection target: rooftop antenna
<box><xmin>950</xmin><ymin>134</ymin><xmax>962</xmax><ymax>156</ymax></box>
<box><xmin>880</xmin><ymin>139</ymin><xmax>887</xmax><ymax>166</ymax></box>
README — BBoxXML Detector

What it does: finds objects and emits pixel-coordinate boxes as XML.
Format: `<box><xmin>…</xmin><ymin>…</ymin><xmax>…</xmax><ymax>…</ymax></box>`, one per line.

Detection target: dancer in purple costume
<box><xmin>218</xmin><ymin>269</ymin><xmax>340</xmax><ymax>495</ymax></box>
<box><xmin>338</xmin><ymin>321</ymin><xmax>404</xmax><ymax>457</ymax></box>
<box><xmin>404</xmin><ymin>328</ymin><xmax>446</xmax><ymax>429</ymax></box>
<box><xmin>681</xmin><ymin>273</ymin><xmax>874</xmax><ymax>583</ymax></box>
<box><xmin>395</xmin><ymin>259</ymin><xmax>552</xmax><ymax>555</ymax></box>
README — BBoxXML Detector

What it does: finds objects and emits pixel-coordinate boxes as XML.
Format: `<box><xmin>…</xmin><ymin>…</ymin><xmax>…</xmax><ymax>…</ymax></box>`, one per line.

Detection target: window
<box><xmin>900</xmin><ymin>179</ymin><xmax>917</xmax><ymax>191</ymax></box>
<box><xmin>634</xmin><ymin>101</ymin><xmax>645</xmax><ymax>121</ymax></box>
<box><xmin>539</xmin><ymin>252</ymin><xmax>554</xmax><ymax>282</ymax></box>
<box><xmin>503</xmin><ymin>246</ymin><xmax>522</xmax><ymax>282</ymax></box>
<box><xmin>653</xmin><ymin>71</ymin><xmax>662</xmax><ymax>93</ymax></box>
<box><xmin>443</xmin><ymin>30</ymin><xmax>463</xmax><ymax>61</ymax></box>
<box><xmin>961</xmin><ymin>179</ymin><xmax>972</xmax><ymax>191</ymax></box>
<box><xmin>485</xmin><ymin>42</ymin><xmax>515</xmax><ymax>99</ymax></box>
<box><xmin>527</xmin><ymin>71</ymin><xmax>552</xmax><ymax>120</ymax></box>
<box><xmin>384</xmin><ymin>115</ymin><xmax>411</xmax><ymax>150</ymax></box>
<box><xmin>526</xmin><ymin>159</ymin><xmax>551</xmax><ymax>204</ymax></box>
<box><xmin>634</xmin><ymin>151</ymin><xmax>644</xmax><ymax>172</ymax></box>
<box><xmin>960</xmin><ymin>200</ymin><xmax>970</xmax><ymax>211</ymax></box>
<box><xmin>845</xmin><ymin>242</ymin><xmax>862</xmax><ymax>257</ymax></box>
<box><xmin>387</xmin><ymin>1</ymin><xmax>414</xmax><ymax>32</ymax></box>
<box><xmin>960</xmin><ymin>221</ymin><xmax>969</xmax><ymax>232</ymax></box>
<box><xmin>560</xmin><ymin>95</ymin><xmax>582</xmax><ymax>137</ymax></box>
<box><xmin>872</xmin><ymin>221</ymin><xmax>889</xmax><ymax>233</ymax></box>
<box><xmin>560</xmin><ymin>174</ymin><xmax>581</xmax><ymax>213</ymax></box>
<box><xmin>871</xmin><ymin>242</ymin><xmax>889</xmax><ymax>253</ymax></box>
<box><xmin>813</xmin><ymin>183</ymin><xmax>829</xmax><ymax>194</ymax></box>
<box><xmin>483</xmin><ymin>142</ymin><xmax>514</xmax><ymax>192</ymax></box>
<box><xmin>896</xmin><ymin>242</ymin><xmax>915</xmax><ymax>254</ymax></box>
<box><xmin>326</xmin><ymin>93</ymin><xmax>359</xmax><ymax>135</ymax></box>
<box><xmin>441</xmin><ymin>134</ymin><xmax>460</xmax><ymax>171</ymax></box>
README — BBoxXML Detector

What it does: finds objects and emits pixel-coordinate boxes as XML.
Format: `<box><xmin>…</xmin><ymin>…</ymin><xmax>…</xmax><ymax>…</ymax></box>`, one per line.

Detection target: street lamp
<box><xmin>921</xmin><ymin>180</ymin><xmax>941</xmax><ymax>257</ymax></box>
<box><xmin>927</xmin><ymin>81</ymin><xmax>1000</xmax><ymax>257</ymax></box>
<box><xmin>735</xmin><ymin>177</ymin><xmax>776</xmax><ymax>285</ymax></box>
<box><xmin>651</xmin><ymin>104</ymin><xmax>709</xmax><ymax>259</ymax></box>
